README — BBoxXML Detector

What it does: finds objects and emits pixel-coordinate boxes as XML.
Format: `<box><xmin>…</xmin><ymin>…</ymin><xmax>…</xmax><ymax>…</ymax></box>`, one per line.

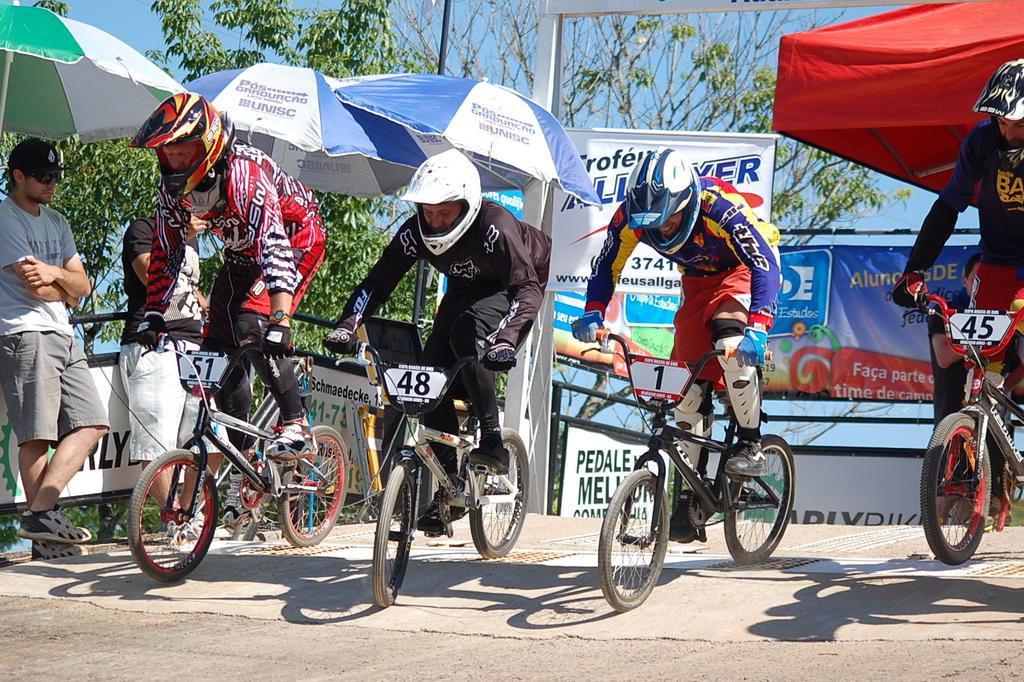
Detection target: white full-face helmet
<box><xmin>400</xmin><ymin>149</ymin><xmax>482</xmax><ymax>256</ymax></box>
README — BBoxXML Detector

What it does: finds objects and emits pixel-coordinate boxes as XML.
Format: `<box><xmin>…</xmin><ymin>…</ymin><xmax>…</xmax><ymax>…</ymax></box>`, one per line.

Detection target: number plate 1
<box><xmin>382</xmin><ymin>366</ymin><xmax>448</xmax><ymax>403</ymax></box>
<box><xmin>629</xmin><ymin>357</ymin><xmax>691</xmax><ymax>401</ymax></box>
<box><xmin>178</xmin><ymin>350</ymin><xmax>230</xmax><ymax>389</ymax></box>
<box><xmin>947</xmin><ymin>309</ymin><xmax>1014</xmax><ymax>346</ymax></box>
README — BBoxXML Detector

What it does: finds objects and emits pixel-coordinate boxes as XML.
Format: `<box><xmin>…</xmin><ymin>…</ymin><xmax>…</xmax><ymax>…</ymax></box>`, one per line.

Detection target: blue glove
<box><xmin>735</xmin><ymin>327</ymin><xmax>768</xmax><ymax>367</ymax></box>
<box><xmin>571</xmin><ymin>311</ymin><xmax>604</xmax><ymax>343</ymax></box>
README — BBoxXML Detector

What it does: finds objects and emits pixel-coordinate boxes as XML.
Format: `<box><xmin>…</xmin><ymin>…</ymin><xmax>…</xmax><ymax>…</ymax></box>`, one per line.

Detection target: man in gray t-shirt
<box><xmin>0</xmin><ymin>138</ymin><xmax>109</xmax><ymax>554</ymax></box>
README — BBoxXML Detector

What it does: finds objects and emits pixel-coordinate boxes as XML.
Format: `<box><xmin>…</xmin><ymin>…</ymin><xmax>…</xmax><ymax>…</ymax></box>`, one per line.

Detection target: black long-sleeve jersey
<box><xmin>340</xmin><ymin>200</ymin><xmax>551</xmax><ymax>346</ymax></box>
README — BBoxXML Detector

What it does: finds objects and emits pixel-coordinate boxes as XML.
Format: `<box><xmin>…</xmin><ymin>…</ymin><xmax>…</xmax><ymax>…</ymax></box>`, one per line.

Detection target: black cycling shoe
<box><xmin>469</xmin><ymin>432</ymin><xmax>509</xmax><ymax>475</ymax></box>
<box><xmin>669</xmin><ymin>504</ymin><xmax>698</xmax><ymax>543</ymax></box>
<box><xmin>724</xmin><ymin>440</ymin><xmax>768</xmax><ymax>477</ymax></box>
<box><xmin>416</xmin><ymin>498</ymin><xmax>467</xmax><ymax>537</ymax></box>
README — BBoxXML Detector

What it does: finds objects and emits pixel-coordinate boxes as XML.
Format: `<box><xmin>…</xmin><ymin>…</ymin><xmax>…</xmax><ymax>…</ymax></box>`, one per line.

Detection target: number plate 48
<box><xmin>947</xmin><ymin>309</ymin><xmax>1014</xmax><ymax>346</ymax></box>
<box><xmin>383</xmin><ymin>366</ymin><xmax>448</xmax><ymax>403</ymax></box>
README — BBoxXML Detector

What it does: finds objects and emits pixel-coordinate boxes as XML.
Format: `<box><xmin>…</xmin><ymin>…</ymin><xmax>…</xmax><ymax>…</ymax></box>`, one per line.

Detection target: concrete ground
<box><xmin>2</xmin><ymin>515</ymin><xmax>1023</xmax><ymax>679</ymax></box>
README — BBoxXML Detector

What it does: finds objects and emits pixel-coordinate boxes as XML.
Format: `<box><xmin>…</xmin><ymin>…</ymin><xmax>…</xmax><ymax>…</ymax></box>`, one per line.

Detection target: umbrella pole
<box><xmin>0</xmin><ymin>48</ymin><xmax>13</xmax><ymax>138</ymax></box>
<box><xmin>411</xmin><ymin>0</ymin><xmax>454</xmax><ymax>330</ymax></box>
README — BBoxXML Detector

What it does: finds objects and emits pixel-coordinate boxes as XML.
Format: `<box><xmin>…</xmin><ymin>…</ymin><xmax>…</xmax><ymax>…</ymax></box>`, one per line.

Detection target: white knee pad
<box><xmin>715</xmin><ymin>336</ymin><xmax>761</xmax><ymax>431</ymax></box>
<box><xmin>673</xmin><ymin>382</ymin><xmax>712</xmax><ymax>460</ymax></box>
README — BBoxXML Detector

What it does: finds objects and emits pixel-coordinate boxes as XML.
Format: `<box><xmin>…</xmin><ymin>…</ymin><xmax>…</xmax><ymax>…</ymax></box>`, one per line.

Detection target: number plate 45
<box><xmin>629</xmin><ymin>357</ymin><xmax>691</xmax><ymax>401</ymax></box>
<box><xmin>947</xmin><ymin>309</ymin><xmax>1014</xmax><ymax>346</ymax></box>
<box><xmin>382</xmin><ymin>366</ymin><xmax>448</xmax><ymax>403</ymax></box>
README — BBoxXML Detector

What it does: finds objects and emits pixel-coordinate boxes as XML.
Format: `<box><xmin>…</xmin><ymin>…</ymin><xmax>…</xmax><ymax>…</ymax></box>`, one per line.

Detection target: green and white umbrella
<box><xmin>0</xmin><ymin>2</ymin><xmax>182</xmax><ymax>141</ymax></box>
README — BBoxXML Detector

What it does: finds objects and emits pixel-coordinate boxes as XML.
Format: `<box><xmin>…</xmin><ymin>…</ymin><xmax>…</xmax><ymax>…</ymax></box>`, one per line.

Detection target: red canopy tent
<box><xmin>773</xmin><ymin>0</ymin><xmax>1024</xmax><ymax>194</ymax></box>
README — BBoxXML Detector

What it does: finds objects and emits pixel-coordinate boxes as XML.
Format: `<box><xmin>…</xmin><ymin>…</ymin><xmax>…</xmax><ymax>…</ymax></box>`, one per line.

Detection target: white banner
<box><xmin>0</xmin><ymin>356</ymin><xmax>383</xmax><ymax>511</ymax></box>
<box><xmin>549</xmin><ymin>128</ymin><xmax>777</xmax><ymax>294</ymax></box>
<box><xmin>559</xmin><ymin>424</ymin><xmax>922</xmax><ymax>524</ymax></box>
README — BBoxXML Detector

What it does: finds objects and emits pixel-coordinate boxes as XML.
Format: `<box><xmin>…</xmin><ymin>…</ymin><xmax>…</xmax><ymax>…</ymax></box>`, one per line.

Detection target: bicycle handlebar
<box><xmin>592</xmin><ymin>329</ymin><xmax>725</xmax><ymax>412</ymax></box>
<box><xmin>921</xmin><ymin>292</ymin><xmax>1024</xmax><ymax>361</ymax></box>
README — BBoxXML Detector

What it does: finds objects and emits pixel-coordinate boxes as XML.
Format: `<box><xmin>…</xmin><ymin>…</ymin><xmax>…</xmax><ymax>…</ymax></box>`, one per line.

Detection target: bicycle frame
<box><xmin>924</xmin><ymin>293</ymin><xmax>1024</xmax><ymax>482</ymax></box>
<box><xmin>169</xmin><ymin>343</ymin><xmax>325</xmax><ymax>519</ymax></box>
<box><xmin>595</xmin><ymin>331</ymin><xmax>782</xmax><ymax>540</ymax></box>
<box><xmin>357</xmin><ymin>342</ymin><xmax>519</xmax><ymax>514</ymax></box>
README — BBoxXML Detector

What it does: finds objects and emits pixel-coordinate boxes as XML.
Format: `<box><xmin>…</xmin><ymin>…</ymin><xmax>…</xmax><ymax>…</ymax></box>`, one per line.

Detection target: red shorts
<box><xmin>971</xmin><ymin>262</ymin><xmax>1024</xmax><ymax>361</ymax></box>
<box><xmin>205</xmin><ymin>240</ymin><xmax>326</xmax><ymax>346</ymax></box>
<box><xmin>671</xmin><ymin>267</ymin><xmax>752</xmax><ymax>382</ymax></box>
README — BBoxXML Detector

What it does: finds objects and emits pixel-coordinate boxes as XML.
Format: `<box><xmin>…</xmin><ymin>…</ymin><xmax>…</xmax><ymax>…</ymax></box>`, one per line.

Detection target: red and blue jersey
<box><xmin>584</xmin><ymin>177</ymin><xmax>781</xmax><ymax>320</ymax></box>
<box><xmin>940</xmin><ymin>119</ymin><xmax>1024</xmax><ymax>265</ymax></box>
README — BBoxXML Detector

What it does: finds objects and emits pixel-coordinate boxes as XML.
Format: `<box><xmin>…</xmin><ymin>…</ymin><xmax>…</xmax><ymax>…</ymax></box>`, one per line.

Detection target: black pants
<box><xmin>204</xmin><ymin>311</ymin><xmax>303</xmax><ymax>450</ymax></box>
<box><xmin>421</xmin><ymin>287</ymin><xmax>529</xmax><ymax>474</ymax></box>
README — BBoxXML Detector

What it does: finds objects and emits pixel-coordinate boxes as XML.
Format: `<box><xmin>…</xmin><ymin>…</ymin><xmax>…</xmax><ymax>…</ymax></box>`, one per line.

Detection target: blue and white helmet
<box><xmin>625</xmin><ymin>148</ymin><xmax>700</xmax><ymax>255</ymax></box>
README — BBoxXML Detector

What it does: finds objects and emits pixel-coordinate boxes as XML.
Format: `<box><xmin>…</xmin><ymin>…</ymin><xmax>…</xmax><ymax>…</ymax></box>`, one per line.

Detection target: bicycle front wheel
<box><xmin>597</xmin><ymin>468</ymin><xmax>669</xmax><ymax>612</ymax></box>
<box><xmin>724</xmin><ymin>434</ymin><xmax>796</xmax><ymax>565</ymax></box>
<box><xmin>470</xmin><ymin>428</ymin><xmax>529</xmax><ymax>559</ymax></box>
<box><xmin>127</xmin><ymin>449</ymin><xmax>218</xmax><ymax>583</ymax></box>
<box><xmin>280</xmin><ymin>425</ymin><xmax>348</xmax><ymax>547</ymax></box>
<box><xmin>372</xmin><ymin>460</ymin><xmax>417</xmax><ymax>608</ymax></box>
<box><xmin>921</xmin><ymin>411</ymin><xmax>990</xmax><ymax>565</ymax></box>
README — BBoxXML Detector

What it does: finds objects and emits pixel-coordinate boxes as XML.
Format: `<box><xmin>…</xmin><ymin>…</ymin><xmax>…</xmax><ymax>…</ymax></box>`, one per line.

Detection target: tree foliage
<box><xmin>392</xmin><ymin>2</ymin><xmax>907</xmax><ymax>234</ymax></box>
<box><xmin>391</xmin><ymin>2</ymin><xmax>913</xmax><ymax>427</ymax></box>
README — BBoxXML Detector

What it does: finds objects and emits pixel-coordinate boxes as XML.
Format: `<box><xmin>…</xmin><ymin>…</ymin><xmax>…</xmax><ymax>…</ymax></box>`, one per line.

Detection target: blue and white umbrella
<box><xmin>186</xmin><ymin>63</ymin><xmax>426</xmax><ymax>196</ymax></box>
<box><xmin>335</xmin><ymin>74</ymin><xmax>600</xmax><ymax>205</ymax></box>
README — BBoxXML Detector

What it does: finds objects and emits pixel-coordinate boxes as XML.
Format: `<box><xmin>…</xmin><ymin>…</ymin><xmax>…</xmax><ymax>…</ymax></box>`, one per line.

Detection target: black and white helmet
<box><xmin>975</xmin><ymin>59</ymin><xmax>1024</xmax><ymax>169</ymax></box>
<box><xmin>974</xmin><ymin>59</ymin><xmax>1024</xmax><ymax>120</ymax></box>
<box><xmin>400</xmin><ymin>149</ymin><xmax>482</xmax><ymax>256</ymax></box>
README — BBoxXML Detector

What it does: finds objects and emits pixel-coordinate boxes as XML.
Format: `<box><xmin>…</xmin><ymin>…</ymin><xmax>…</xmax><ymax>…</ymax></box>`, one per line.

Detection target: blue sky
<box><xmin>51</xmin><ymin>0</ymin><xmax>979</xmax><ymax>234</ymax></box>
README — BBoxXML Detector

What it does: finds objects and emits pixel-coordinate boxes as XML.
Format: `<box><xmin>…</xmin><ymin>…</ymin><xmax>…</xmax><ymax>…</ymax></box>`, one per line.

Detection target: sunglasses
<box><xmin>27</xmin><ymin>170</ymin><xmax>62</xmax><ymax>184</ymax></box>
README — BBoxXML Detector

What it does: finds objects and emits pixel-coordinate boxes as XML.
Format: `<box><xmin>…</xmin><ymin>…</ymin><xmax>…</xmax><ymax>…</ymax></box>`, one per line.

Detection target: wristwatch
<box><xmin>270</xmin><ymin>310</ymin><xmax>290</xmax><ymax>324</ymax></box>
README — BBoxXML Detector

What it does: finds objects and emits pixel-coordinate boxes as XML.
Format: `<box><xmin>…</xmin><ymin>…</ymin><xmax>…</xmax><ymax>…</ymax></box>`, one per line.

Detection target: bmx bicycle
<box><xmin>126</xmin><ymin>342</ymin><xmax>347</xmax><ymax>582</ymax></box>
<box><xmin>347</xmin><ymin>338</ymin><xmax>528</xmax><ymax>608</ymax></box>
<box><xmin>918</xmin><ymin>292</ymin><xmax>1024</xmax><ymax>565</ymax></box>
<box><xmin>593</xmin><ymin>330</ymin><xmax>795</xmax><ymax>612</ymax></box>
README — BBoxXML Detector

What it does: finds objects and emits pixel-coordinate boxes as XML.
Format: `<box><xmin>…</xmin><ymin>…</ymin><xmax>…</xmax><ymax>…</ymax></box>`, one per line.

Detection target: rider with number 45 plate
<box><xmin>325</xmin><ymin>150</ymin><xmax>551</xmax><ymax>535</ymax></box>
<box><xmin>130</xmin><ymin>93</ymin><xmax>326</xmax><ymax>468</ymax></box>
<box><xmin>892</xmin><ymin>59</ymin><xmax>1024</xmax><ymax>515</ymax></box>
<box><xmin>570</xmin><ymin>147</ymin><xmax>781</xmax><ymax>543</ymax></box>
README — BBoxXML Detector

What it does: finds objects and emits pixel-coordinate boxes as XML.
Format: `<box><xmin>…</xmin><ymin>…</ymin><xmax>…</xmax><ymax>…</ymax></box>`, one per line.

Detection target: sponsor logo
<box><xmin>996</xmin><ymin>169</ymin><xmax>1024</xmax><ymax>208</ymax></box>
<box><xmin>776</xmin><ymin>249</ymin><xmax>831</xmax><ymax>335</ymax></box>
<box><xmin>449</xmin><ymin>258</ymin><xmax>480</xmax><ymax>279</ymax></box>
<box><xmin>562</xmin><ymin>148</ymin><xmax>766</xmax><ymax>212</ymax></box>
<box><xmin>484</xmin><ymin>224</ymin><xmax>499</xmax><ymax>254</ymax></box>
<box><xmin>471</xmin><ymin>102</ymin><xmax>536</xmax><ymax>145</ymax></box>
<box><xmin>249</xmin><ymin>279</ymin><xmax>267</xmax><ymax>297</ymax></box>
<box><xmin>399</xmin><ymin>228</ymin><xmax>418</xmax><ymax>257</ymax></box>
<box><xmin>310</xmin><ymin>378</ymin><xmax>378</xmax><ymax>406</ymax></box>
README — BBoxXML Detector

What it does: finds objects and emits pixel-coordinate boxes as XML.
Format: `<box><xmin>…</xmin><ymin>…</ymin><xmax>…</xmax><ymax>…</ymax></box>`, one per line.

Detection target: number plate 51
<box><xmin>947</xmin><ymin>309</ymin><xmax>1014</xmax><ymax>346</ymax></box>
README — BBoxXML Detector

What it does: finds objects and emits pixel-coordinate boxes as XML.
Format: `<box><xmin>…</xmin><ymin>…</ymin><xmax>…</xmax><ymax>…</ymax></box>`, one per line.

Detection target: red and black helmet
<box><xmin>130</xmin><ymin>93</ymin><xmax>230</xmax><ymax>197</ymax></box>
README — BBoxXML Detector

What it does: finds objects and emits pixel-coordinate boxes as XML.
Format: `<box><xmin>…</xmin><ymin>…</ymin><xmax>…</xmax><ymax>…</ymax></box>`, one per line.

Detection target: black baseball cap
<box><xmin>8</xmin><ymin>138</ymin><xmax>65</xmax><ymax>174</ymax></box>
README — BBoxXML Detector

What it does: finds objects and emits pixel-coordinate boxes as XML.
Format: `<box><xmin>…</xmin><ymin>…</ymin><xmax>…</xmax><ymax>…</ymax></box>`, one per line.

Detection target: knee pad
<box><xmin>715</xmin><ymin>336</ymin><xmax>761</xmax><ymax>432</ymax></box>
<box><xmin>674</xmin><ymin>381</ymin><xmax>713</xmax><ymax>460</ymax></box>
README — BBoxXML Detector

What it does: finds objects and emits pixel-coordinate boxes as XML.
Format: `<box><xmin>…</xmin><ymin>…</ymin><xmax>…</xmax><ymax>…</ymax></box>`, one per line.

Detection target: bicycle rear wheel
<box><xmin>280</xmin><ymin>425</ymin><xmax>348</xmax><ymax>547</ymax></box>
<box><xmin>921</xmin><ymin>411</ymin><xmax>990</xmax><ymax>565</ymax></box>
<box><xmin>127</xmin><ymin>449</ymin><xmax>218</xmax><ymax>583</ymax></box>
<box><xmin>470</xmin><ymin>429</ymin><xmax>529</xmax><ymax>559</ymax></box>
<box><xmin>598</xmin><ymin>468</ymin><xmax>669</xmax><ymax>612</ymax></box>
<box><xmin>372</xmin><ymin>460</ymin><xmax>417</xmax><ymax>608</ymax></box>
<box><xmin>724</xmin><ymin>434</ymin><xmax>795</xmax><ymax>565</ymax></box>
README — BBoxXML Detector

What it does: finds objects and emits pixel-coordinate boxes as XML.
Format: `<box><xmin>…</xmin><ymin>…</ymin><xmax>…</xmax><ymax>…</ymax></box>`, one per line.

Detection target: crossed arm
<box><xmin>11</xmin><ymin>255</ymin><xmax>91</xmax><ymax>307</ymax></box>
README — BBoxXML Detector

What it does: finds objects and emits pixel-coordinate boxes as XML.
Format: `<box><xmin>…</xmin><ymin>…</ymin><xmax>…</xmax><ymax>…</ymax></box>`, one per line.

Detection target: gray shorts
<box><xmin>0</xmin><ymin>331</ymin><xmax>109</xmax><ymax>446</ymax></box>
